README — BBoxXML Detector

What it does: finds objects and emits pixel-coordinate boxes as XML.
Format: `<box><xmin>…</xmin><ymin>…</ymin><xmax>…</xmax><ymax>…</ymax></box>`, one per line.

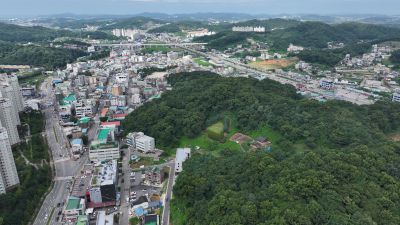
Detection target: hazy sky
<box><xmin>1</xmin><ymin>0</ymin><xmax>399</xmax><ymax>16</ymax></box>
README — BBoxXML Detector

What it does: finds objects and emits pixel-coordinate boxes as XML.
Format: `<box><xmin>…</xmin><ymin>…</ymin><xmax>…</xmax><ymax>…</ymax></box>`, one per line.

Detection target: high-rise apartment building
<box><xmin>0</xmin><ymin>98</ymin><xmax>20</xmax><ymax>145</ymax></box>
<box><xmin>0</xmin><ymin>82</ymin><xmax>21</xmax><ymax>125</ymax></box>
<box><xmin>6</xmin><ymin>75</ymin><xmax>24</xmax><ymax>112</ymax></box>
<box><xmin>0</xmin><ymin>127</ymin><xmax>20</xmax><ymax>193</ymax></box>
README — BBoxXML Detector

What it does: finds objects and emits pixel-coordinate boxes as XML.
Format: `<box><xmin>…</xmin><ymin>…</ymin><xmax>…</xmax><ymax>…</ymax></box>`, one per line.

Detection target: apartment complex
<box><xmin>0</xmin><ymin>127</ymin><xmax>20</xmax><ymax>194</ymax></box>
<box><xmin>0</xmin><ymin>98</ymin><xmax>20</xmax><ymax>145</ymax></box>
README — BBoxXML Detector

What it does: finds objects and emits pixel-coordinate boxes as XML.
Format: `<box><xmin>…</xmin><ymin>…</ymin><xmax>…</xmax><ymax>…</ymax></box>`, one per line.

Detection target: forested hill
<box><xmin>0</xmin><ymin>22</ymin><xmax>115</xmax><ymax>42</ymax></box>
<box><xmin>194</xmin><ymin>20</ymin><xmax>400</xmax><ymax>51</ymax></box>
<box><xmin>123</xmin><ymin>71</ymin><xmax>400</xmax><ymax>225</ymax></box>
<box><xmin>0</xmin><ymin>22</ymin><xmax>73</xmax><ymax>42</ymax></box>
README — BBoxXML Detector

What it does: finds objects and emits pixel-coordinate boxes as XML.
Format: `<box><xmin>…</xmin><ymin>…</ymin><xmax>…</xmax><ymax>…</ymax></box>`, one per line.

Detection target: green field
<box><xmin>179</xmin><ymin>119</ymin><xmax>281</xmax><ymax>155</ymax></box>
<box><xmin>193</xmin><ymin>58</ymin><xmax>213</xmax><ymax>67</ymax></box>
<box><xmin>206</xmin><ymin>122</ymin><xmax>224</xmax><ymax>141</ymax></box>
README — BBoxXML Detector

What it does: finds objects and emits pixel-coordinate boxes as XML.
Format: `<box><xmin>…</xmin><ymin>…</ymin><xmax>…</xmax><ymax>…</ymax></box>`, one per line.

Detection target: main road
<box><xmin>33</xmin><ymin>78</ymin><xmax>89</xmax><ymax>225</ymax></box>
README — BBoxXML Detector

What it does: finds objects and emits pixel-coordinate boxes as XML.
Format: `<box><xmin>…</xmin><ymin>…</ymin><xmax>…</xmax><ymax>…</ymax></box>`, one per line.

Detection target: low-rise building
<box><xmin>319</xmin><ymin>79</ymin><xmax>334</xmax><ymax>90</ymax></box>
<box><xmin>63</xmin><ymin>196</ymin><xmax>86</xmax><ymax>222</ymax></box>
<box><xmin>392</xmin><ymin>92</ymin><xmax>400</xmax><ymax>102</ymax></box>
<box><xmin>89</xmin><ymin>160</ymin><xmax>118</xmax><ymax>208</ymax></box>
<box><xmin>175</xmin><ymin>148</ymin><xmax>191</xmax><ymax>174</ymax></box>
<box><xmin>127</xmin><ymin>132</ymin><xmax>155</xmax><ymax>153</ymax></box>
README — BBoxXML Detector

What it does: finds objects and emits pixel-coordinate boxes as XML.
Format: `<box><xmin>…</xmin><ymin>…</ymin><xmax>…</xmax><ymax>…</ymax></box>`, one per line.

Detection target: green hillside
<box><xmin>122</xmin><ymin>71</ymin><xmax>400</xmax><ymax>225</ymax></box>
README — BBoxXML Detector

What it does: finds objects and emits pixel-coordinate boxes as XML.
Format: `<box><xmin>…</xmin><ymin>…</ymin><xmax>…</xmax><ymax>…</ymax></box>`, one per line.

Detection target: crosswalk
<box><xmin>54</xmin><ymin>176</ymin><xmax>73</xmax><ymax>181</ymax></box>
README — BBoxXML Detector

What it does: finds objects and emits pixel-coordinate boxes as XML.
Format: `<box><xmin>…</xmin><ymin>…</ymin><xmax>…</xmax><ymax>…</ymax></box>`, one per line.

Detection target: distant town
<box><xmin>0</xmin><ymin>13</ymin><xmax>400</xmax><ymax>225</ymax></box>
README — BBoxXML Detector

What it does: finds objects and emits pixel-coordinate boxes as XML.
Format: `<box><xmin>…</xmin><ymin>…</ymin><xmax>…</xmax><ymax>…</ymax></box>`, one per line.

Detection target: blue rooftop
<box><xmin>135</xmin><ymin>207</ymin><xmax>146</xmax><ymax>217</ymax></box>
<box><xmin>71</xmin><ymin>139</ymin><xmax>83</xmax><ymax>145</ymax></box>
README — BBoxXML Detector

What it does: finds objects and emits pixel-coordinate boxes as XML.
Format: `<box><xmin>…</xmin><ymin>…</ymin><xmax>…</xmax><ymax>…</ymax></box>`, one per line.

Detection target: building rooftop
<box><xmin>101</xmin><ymin>121</ymin><xmax>121</xmax><ymax>127</ymax></box>
<box><xmin>71</xmin><ymin>139</ymin><xmax>83</xmax><ymax>146</ymax></box>
<box><xmin>144</xmin><ymin>214</ymin><xmax>158</xmax><ymax>225</ymax></box>
<box><xmin>98</xmin><ymin>128</ymin><xmax>111</xmax><ymax>141</ymax></box>
<box><xmin>66</xmin><ymin>197</ymin><xmax>81</xmax><ymax>210</ymax></box>
<box><xmin>75</xmin><ymin>215</ymin><xmax>89</xmax><ymax>225</ymax></box>
<box><xmin>90</xmin><ymin>141</ymin><xmax>118</xmax><ymax>150</ymax></box>
<box><xmin>78</xmin><ymin>117</ymin><xmax>90</xmax><ymax>124</ymax></box>
<box><xmin>92</xmin><ymin>160</ymin><xmax>117</xmax><ymax>186</ymax></box>
<box><xmin>176</xmin><ymin>148</ymin><xmax>191</xmax><ymax>163</ymax></box>
<box><xmin>64</xmin><ymin>94</ymin><xmax>77</xmax><ymax>103</ymax></box>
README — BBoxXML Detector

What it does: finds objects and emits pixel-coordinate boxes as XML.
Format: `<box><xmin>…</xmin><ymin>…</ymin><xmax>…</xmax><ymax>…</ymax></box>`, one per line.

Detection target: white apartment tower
<box><xmin>0</xmin><ymin>83</ymin><xmax>21</xmax><ymax>125</ymax></box>
<box><xmin>7</xmin><ymin>75</ymin><xmax>24</xmax><ymax>112</ymax></box>
<box><xmin>0</xmin><ymin>98</ymin><xmax>20</xmax><ymax>145</ymax></box>
<box><xmin>0</xmin><ymin>127</ymin><xmax>20</xmax><ymax>193</ymax></box>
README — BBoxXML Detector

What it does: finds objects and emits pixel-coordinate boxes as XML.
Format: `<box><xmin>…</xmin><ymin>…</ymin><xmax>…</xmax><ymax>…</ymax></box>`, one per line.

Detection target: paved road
<box><xmin>162</xmin><ymin>161</ymin><xmax>175</xmax><ymax>225</ymax></box>
<box><xmin>120</xmin><ymin>148</ymin><xmax>131</xmax><ymax>225</ymax></box>
<box><xmin>33</xmin><ymin>78</ymin><xmax>89</xmax><ymax>225</ymax></box>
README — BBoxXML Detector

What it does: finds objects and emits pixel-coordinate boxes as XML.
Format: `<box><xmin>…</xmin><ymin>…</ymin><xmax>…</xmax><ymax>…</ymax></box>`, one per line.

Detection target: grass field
<box><xmin>249</xmin><ymin>57</ymin><xmax>298</xmax><ymax>71</ymax></box>
<box><xmin>179</xmin><ymin>118</ymin><xmax>281</xmax><ymax>155</ymax></box>
<box><xmin>193</xmin><ymin>58</ymin><xmax>213</xmax><ymax>67</ymax></box>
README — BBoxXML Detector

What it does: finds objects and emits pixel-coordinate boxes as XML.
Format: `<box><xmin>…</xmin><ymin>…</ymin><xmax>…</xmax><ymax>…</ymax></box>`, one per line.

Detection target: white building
<box><xmin>127</xmin><ymin>132</ymin><xmax>155</xmax><ymax>153</ymax></box>
<box><xmin>0</xmin><ymin>82</ymin><xmax>21</xmax><ymax>125</ymax></box>
<box><xmin>0</xmin><ymin>127</ymin><xmax>20</xmax><ymax>193</ymax></box>
<box><xmin>6</xmin><ymin>75</ymin><xmax>24</xmax><ymax>112</ymax></box>
<box><xmin>175</xmin><ymin>148</ymin><xmax>191</xmax><ymax>174</ymax></box>
<box><xmin>96</xmin><ymin>210</ymin><xmax>114</xmax><ymax>225</ymax></box>
<box><xmin>0</xmin><ymin>98</ymin><xmax>20</xmax><ymax>145</ymax></box>
<box><xmin>89</xmin><ymin>128</ymin><xmax>119</xmax><ymax>162</ymax></box>
<box><xmin>319</xmin><ymin>79</ymin><xmax>334</xmax><ymax>90</ymax></box>
<box><xmin>186</xmin><ymin>29</ymin><xmax>216</xmax><ymax>38</ymax></box>
<box><xmin>232</xmin><ymin>26</ymin><xmax>265</xmax><ymax>33</ymax></box>
<box><xmin>75</xmin><ymin>100</ymin><xmax>95</xmax><ymax>118</ymax></box>
<box><xmin>392</xmin><ymin>92</ymin><xmax>400</xmax><ymax>102</ymax></box>
<box><xmin>89</xmin><ymin>142</ymin><xmax>119</xmax><ymax>162</ymax></box>
<box><xmin>287</xmin><ymin>44</ymin><xmax>304</xmax><ymax>53</ymax></box>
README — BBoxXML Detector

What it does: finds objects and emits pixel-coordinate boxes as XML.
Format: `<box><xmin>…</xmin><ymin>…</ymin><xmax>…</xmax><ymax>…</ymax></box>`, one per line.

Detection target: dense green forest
<box><xmin>0</xmin><ymin>22</ymin><xmax>115</xmax><ymax>42</ymax></box>
<box><xmin>100</xmin><ymin>16</ymin><xmax>162</xmax><ymax>30</ymax></box>
<box><xmin>0</xmin><ymin>22</ymin><xmax>74</xmax><ymax>42</ymax></box>
<box><xmin>0</xmin><ymin>111</ymin><xmax>51</xmax><ymax>225</ymax></box>
<box><xmin>123</xmin><ymin>71</ymin><xmax>400</xmax><ymax>225</ymax></box>
<box><xmin>296</xmin><ymin>42</ymin><xmax>373</xmax><ymax>67</ymax></box>
<box><xmin>0</xmin><ymin>41</ymin><xmax>86</xmax><ymax>69</ymax></box>
<box><xmin>195</xmin><ymin>21</ymin><xmax>400</xmax><ymax>52</ymax></box>
<box><xmin>390</xmin><ymin>50</ymin><xmax>400</xmax><ymax>64</ymax></box>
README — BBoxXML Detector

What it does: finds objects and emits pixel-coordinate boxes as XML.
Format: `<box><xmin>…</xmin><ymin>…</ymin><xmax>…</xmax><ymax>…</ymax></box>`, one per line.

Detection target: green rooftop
<box><xmin>79</xmin><ymin>117</ymin><xmax>90</xmax><ymax>124</ymax></box>
<box><xmin>98</xmin><ymin>128</ymin><xmax>110</xmax><ymax>141</ymax></box>
<box><xmin>75</xmin><ymin>215</ymin><xmax>88</xmax><ymax>225</ymax></box>
<box><xmin>90</xmin><ymin>142</ymin><xmax>118</xmax><ymax>150</ymax></box>
<box><xmin>59</xmin><ymin>99</ymin><xmax>70</xmax><ymax>106</ymax></box>
<box><xmin>66</xmin><ymin>197</ymin><xmax>81</xmax><ymax>210</ymax></box>
<box><xmin>64</xmin><ymin>94</ymin><xmax>76</xmax><ymax>103</ymax></box>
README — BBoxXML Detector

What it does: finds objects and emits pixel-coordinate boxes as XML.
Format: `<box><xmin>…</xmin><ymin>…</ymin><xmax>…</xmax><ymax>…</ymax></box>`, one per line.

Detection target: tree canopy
<box><xmin>123</xmin><ymin>71</ymin><xmax>400</xmax><ymax>225</ymax></box>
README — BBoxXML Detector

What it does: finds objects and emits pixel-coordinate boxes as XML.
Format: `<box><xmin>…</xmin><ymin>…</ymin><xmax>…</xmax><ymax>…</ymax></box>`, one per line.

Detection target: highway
<box><xmin>92</xmin><ymin>42</ymin><xmax>207</xmax><ymax>48</ymax></box>
<box><xmin>33</xmin><ymin>78</ymin><xmax>89</xmax><ymax>225</ymax></box>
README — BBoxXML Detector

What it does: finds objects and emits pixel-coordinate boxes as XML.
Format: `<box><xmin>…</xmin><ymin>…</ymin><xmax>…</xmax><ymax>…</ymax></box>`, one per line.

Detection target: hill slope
<box><xmin>123</xmin><ymin>71</ymin><xmax>400</xmax><ymax>225</ymax></box>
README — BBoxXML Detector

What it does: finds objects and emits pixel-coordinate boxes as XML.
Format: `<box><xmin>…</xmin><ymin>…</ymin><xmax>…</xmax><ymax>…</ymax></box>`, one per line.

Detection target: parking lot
<box><xmin>127</xmin><ymin>170</ymin><xmax>161</xmax><ymax>204</ymax></box>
